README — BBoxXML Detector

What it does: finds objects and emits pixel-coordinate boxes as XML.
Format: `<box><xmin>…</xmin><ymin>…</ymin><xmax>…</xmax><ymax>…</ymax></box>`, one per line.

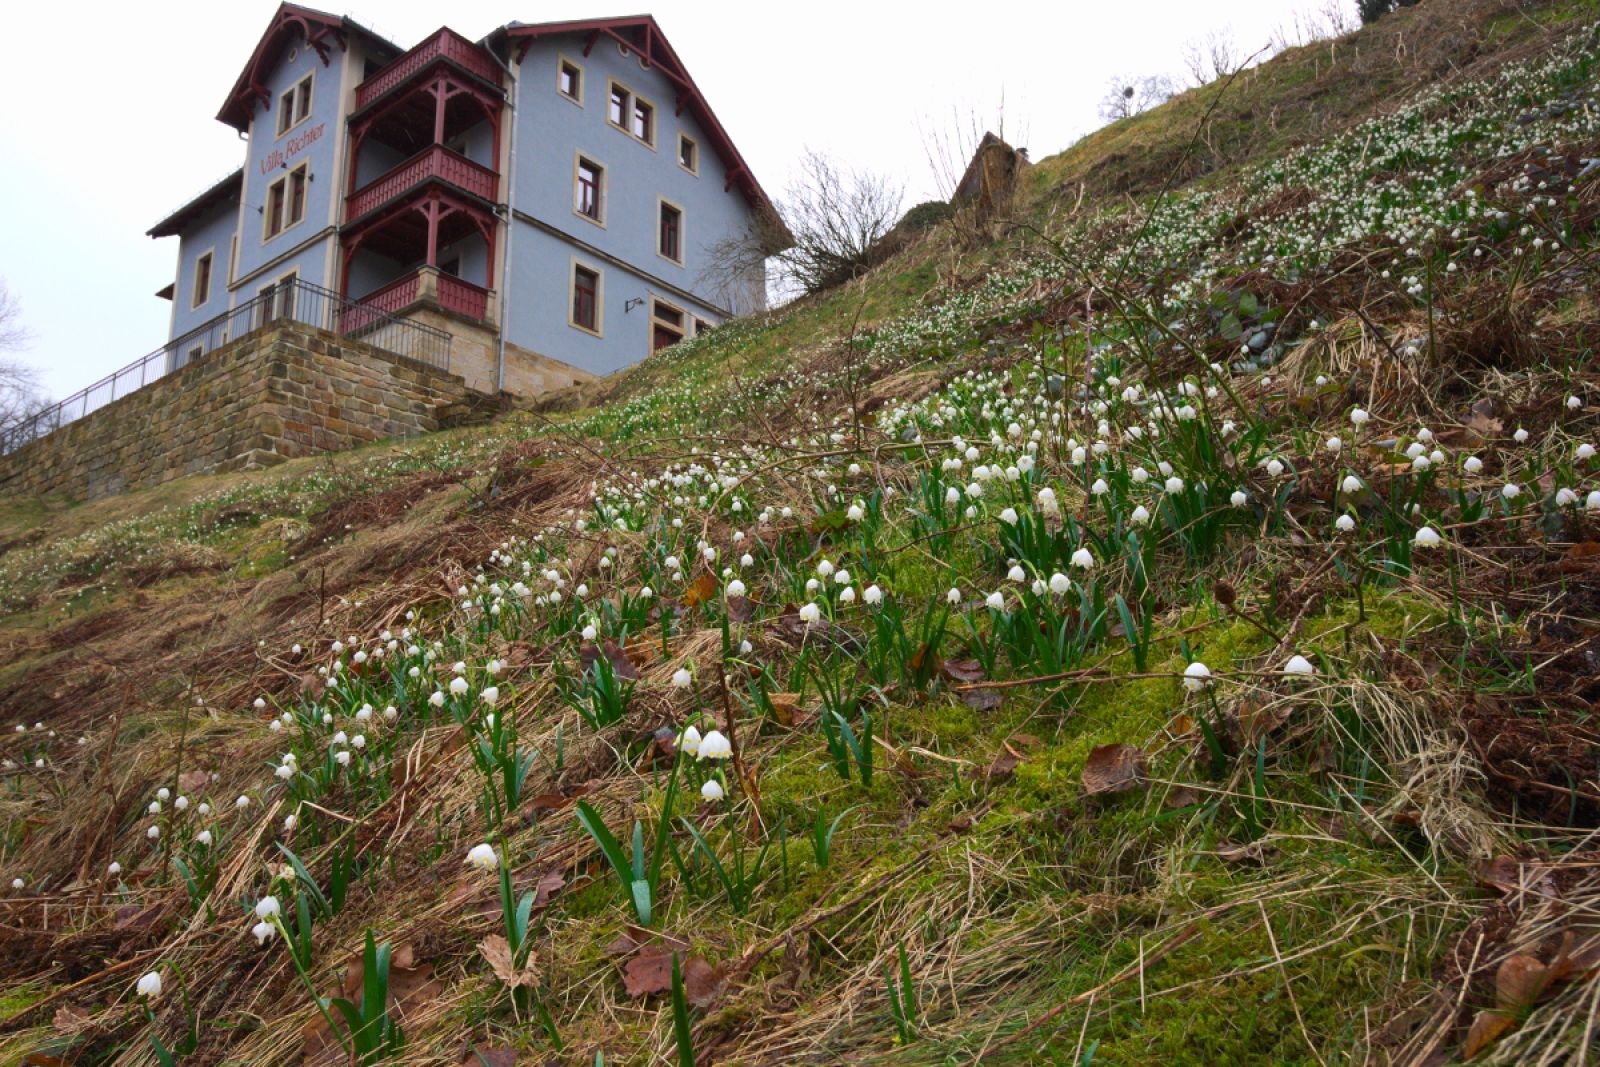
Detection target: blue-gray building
<box><xmin>147</xmin><ymin>3</ymin><xmax>787</xmax><ymax>395</ymax></box>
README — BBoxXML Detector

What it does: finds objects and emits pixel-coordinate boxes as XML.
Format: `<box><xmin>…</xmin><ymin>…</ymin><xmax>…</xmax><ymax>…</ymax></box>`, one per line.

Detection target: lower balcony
<box><xmin>345</xmin><ymin>266</ymin><xmax>493</xmax><ymax>332</ymax></box>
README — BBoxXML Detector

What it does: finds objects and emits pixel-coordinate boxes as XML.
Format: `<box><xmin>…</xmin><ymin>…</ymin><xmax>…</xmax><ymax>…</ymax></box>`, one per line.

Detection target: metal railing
<box><xmin>1</xmin><ymin>278</ymin><xmax>452</xmax><ymax>456</ymax></box>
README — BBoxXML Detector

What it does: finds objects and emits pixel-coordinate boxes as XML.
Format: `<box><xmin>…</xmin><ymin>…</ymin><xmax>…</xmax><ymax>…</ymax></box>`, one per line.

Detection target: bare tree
<box><xmin>1098</xmin><ymin>74</ymin><xmax>1176</xmax><ymax>124</ymax></box>
<box><xmin>766</xmin><ymin>149</ymin><xmax>904</xmax><ymax>301</ymax></box>
<box><xmin>1182</xmin><ymin>28</ymin><xmax>1242</xmax><ymax>88</ymax></box>
<box><xmin>0</xmin><ymin>280</ymin><xmax>47</xmax><ymax>442</ymax></box>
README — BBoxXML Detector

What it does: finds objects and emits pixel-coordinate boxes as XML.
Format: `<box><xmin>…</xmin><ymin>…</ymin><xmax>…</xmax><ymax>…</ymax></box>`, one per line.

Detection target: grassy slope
<box><xmin>2</xmin><ymin>2</ymin><xmax>1599</xmax><ymax>1064</ymax></box>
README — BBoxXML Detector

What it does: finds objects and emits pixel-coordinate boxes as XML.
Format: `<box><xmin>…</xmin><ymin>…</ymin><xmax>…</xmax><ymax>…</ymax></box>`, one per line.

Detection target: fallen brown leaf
<box><xmin>1082</xmin><ymin>744</ymin><xmax>1147</xmax><ymax>797</ymax></box>
<box><xmin>459</xmin><ymin>1044</ymin><xmax>516</xmax><ymax>1067</ymax></box>
<box><xmin>621</xmin><ymin>943</ymin><xmax>726</xmax><ymax>1007</ymax></box>
<box><xmin>479</xmin><ymin>934</ymin><xmax>538</xmax><ymax>989</ymax></box>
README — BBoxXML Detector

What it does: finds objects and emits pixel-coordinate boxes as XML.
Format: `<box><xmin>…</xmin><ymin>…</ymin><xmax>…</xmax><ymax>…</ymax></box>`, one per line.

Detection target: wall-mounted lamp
<box><xmin>624</xmin><ymin>297</ymin><xmax>646</xmax><ymax>313</ymax></box>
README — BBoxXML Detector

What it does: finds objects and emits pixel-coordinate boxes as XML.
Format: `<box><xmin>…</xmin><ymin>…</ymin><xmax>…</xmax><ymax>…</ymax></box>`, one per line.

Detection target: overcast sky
<box><xmin>0</xmin><ymin>0</ymin><xmax>1348</xmax><ymax>399</ymax></box>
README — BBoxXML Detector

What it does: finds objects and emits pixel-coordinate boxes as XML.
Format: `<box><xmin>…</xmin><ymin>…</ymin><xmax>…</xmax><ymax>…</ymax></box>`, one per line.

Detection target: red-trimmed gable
<box><xmin>494</xmin><ymin>15</ymin><xmax>792</xmax><ymax>252</ymax></box>
<box><xmin>217</xmin><ymin>2</ymin><xmax>398</xmax><ymax>132</ymax></box>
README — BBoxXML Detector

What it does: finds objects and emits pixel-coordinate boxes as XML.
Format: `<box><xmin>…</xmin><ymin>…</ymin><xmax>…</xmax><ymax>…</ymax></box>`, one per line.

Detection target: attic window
<box><xmin>558</xmin><ymin>58</ymin><xmax>582</xmax><ymax>103</ymax></box>
<box><xmin>631</xmin><ymin>98</ymin><xmax>654</xmax><ymax>145</ymax></box>
<box><xmin>277</xmin><ymin>73</ymin><xmax>313</xmax><ymax>136</ymax></box>
<box><xmin>678</xmin><ymin>134</ymin><xmax>698</xmax><ymax>174</ymax></box>
<box><xmin>608</xmin><ymin>83</ymin><xmax>630</xmax><ymax>128</ymax></box>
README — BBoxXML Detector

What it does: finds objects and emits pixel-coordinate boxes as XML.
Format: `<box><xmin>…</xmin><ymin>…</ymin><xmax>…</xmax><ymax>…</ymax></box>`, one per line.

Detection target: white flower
<box><xmin>429</xmin><ymin>690</ymin><xmax>445</xmax><ymax>708</ymax></box>
<box><xmin>107</xmin><ymin>861</ymin><xmax>122</xmax><ymax>876</ymax></box>
<box><xmin>1230</xmin><ymin>490</ymin><xmax>1248</xmax><ymax>507</ymax></box>
<box><xmin>846</xmin><ymin>503</ymin><xmax>865</xmax><ymax>522</ymax></box>
<box><xmin>253</xmin><ymin>698</ymin><xmax>267</xmax><ymax>710</ymax></box>
<box><xmin>1070</xmin><ymin>547</ymin><xmax>1095</xmax><ymax>570</ymax></box>
<box><xmin>1130</xmin><ymin>505</ymin><xmax>1151</xmax><ymax>525</ymax></box>
<box><xmin>816</xmin><ymin>560</ymin><xmax>834</xmax><ymax>579</ymax></box>
<box><xmin>1325</xmin><ymin>437</ymin><xmax>1342</xmax><ymax>453</ymax></box>
<box><xmin>1165</xmin><ymin>476</ymin><xmax>1185</xmax><ymax>494</ymax></box>
<box><xmin>465</xmin><ymin>843</ymin><xmax>499</xmax><ymax>870</ymax></box>
<box><xmin>136</xmin><ymin>972</ymin><xmax>163</xmax><ymax>999</ymax></box>
<box><xmin>1341</xmin><ymin>475</ymin><xmax>1363</xmax><ymax>494</ymax></box>
<box><xmin>334</xmin><ymin>750</ymin><xmax>351</xmax><ymax>767</ymax></box>
<box><xmin>195</xmin><ymin>829</ymin><xmax>213</xmax><ymax>846</ymax></box>
<box><xmin>1556</xmin><ymin>488</ymin><xmax>1578</xmax><ymax>507</ymax></box>
<box><xmin>985</xmin><ymin>591</ymin><xmax>1005</xmax><ymax>611</ymax></box>
<box><xmin>700</xmin><ymin>779</ymin><xmax>726</xmax><ymax>802</ymax></box>
<box><xmin>1007</xmin><ymin>564</ymin><xmax>1026</xmax><ymax>583</ymax></box>
<box><xmin>1091</xmin><ymin>478</ymin><xmax>1110</xmax><ymax>496</ymax></box>
<box><xmin>582</xmin><ymin>623</ymin><xmax>598</xmax><ymax>641</ymax></box>
<box><xmin>236</xmin><ymin>795</ymin><xmax>250</xmax><ymax>810</ymax></box>
<box><xmin>1463</xmin><ymin>455</ymin><xmax>1483</xmax><ymax>474</ymax></box>
<box><xmin>10</xmin><ymin>877</ymin><xmax>23</xmax><ymax>890</ymax></box>
<box><xmin>449</xmin><ymin>676</ymin><xmax>470</xmax><ymax>696</ymax></box>
<box><xmin>698</xmin><ymin>729</ymin><xmax>732</xmax><ymax>760</ymax></box>
<box><xmin>1266</xmin><ymin>459</ymin><xmax>1286</xmax><ymax>478</ymax></box>
<box><xmin>726</xmin><ymin>579</ymin><xmax>747</xmax><ymax>599</ymax></box>
<box><xmin>1414</xmin><ymin>526</ymin><xmax>1443</xmax><ymax>548</ymax></box>
<box><xmin>1350</xmin><ymin>408</ymin><xmax>1370</xmax><ymax>427</ymax></box>
<box><xmin>1335</xmin><ymin>514</ymin><xmax>1356</xmax><ymax>532</ymax></box>
<box><xmin>838</xmin><ymin>586</ymin><xmax>857</xmax><ymax>604</ymax></box>
<box><xmin>799</xmin><ymin>603</ymin><xmax>822</xmax><ymax>624</ymax></box>
<box><xmin>481</xmin><ymin>686</ymin><xmax>500</xmax><ymax>706</ymax></box>
<box><xmin>999</xmin><ymin>507</ymin><xmax>1019</xmax><ymax>525</ymax></box>
<box><xmin>680</xmin><ymin>725</ymin><xmax>702</xmax><ymax>756</ymax></box>
<box><xmin>1576</xmin><ymin>443</ymin><xmax>1595</xmax><ymax>461</ymax></box>
<box><xmin>1588</xmin><ymin>491</ymin><xmax>1600</xmax><ymax>511</ymax></box>
<box><xmin>1501</xmin><ymin>483</ymin><xmax>1522</xmax><ymax>500</ymax></box>
<box><xmin>157</xmin><ymin>788</ymin><xmax>171</xmax><ymax>802</ymax></box>
<box><xmin>671</xmin><ymin>668</ymin><xmax>693</xmax><ymax>688</ymax></box>
<box><xmin>1567</xmin><ymin>395</ymin><xmax>1583</xmax><ymax>411</ymax></box>
<box><xmin>252</xmin><ymin>921</ymin><xmax>276</xmax><ymax>945</ymax></box>
<box><xmin>255</xmin><ymin>895</ymin><xmax>281</xmax><ymax>919</ymax></box>
<box><xmin>1182</xmin><ymin>662</ymin><xmax>1211</xmax><ymax>691</ymax></box>
<box><xmin>275</xmin><ymin>764</ymin><xmax>295</xmax><ymax>781</ymax></box>
<box><xmin>1049</xmin><ymin>573</ymin><xmax>1071</xmax><ymax>595</ymax></box>
<box><xmin>146</xmin><ymin>825</ymin><xmax>160</xmax><ymax>840</ymax></box>
<box><xmin>863</xmin><ymin>584</ymin><xmax>883</xmax><ymax>605</ymax></box>
<box><xmin>947</xmin><ymin>587</ymin><xmax>962</xmax><ymax>605</ymax></box>
<box><xmin>1283</xmin><ymin>655</ymin><xmax>1315</xmax><ymax>677</ymax></box>
<box><xmin>283</xmin><ymin>814</ymin><xmax>297</xmax><ymax>832</ymax></box>
<box><xmin>1514</xmin><ymin>428</ymin><xmax>1530</xmax><ymax>443</ymax></box>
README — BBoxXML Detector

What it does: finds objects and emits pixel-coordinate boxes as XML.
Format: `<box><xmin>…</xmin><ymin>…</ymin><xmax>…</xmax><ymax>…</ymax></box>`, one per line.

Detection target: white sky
<box><xmin>0</xmin><ymin>0</ymin><xmax>1346</xmax><ymax>399</ymax></box>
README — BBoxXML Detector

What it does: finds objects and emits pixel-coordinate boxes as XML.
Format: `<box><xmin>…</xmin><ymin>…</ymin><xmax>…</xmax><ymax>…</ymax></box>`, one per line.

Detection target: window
<box><xmin>264</xmin><ymin>163</ymin><xmax>309</xmax><ymax>239</ymax></box>
<box><xmin>694</xmin><ymin>317</ymin><xmax>712</xmax><ymax>335</ymax></box>
<box><xmin>558</xmin><ymin>58</ymin><xmax>583</xmax><ymax>103</ymax></box>
<box><xmin>651</xmin><ymin>299</ymin><xmax>685</xmax><ymax>352</ymax></box>
<box><xmin>678</xmin><ymin>134</ymin><xmax>698</xmax><ymax>174</ymax></box>
<box><xmin>631</xmin><ymin>98</ymin><xmax>654</xmax><ymax>145</ymax></box>
<box><xmin>575</xmin><ymin>156</ymin><xmax>604</xmax><ymax>223</ymax></box>
<box><xmin>191</xmin><ymin>252</ymin><xmax>213</xmax><ymax>308</ymax></box>
<box><xmin>608</xmin><ymin>83</ymin><xmax>630</xmax><ymax>128</ymax></box>
<box><xmin>658</xmin><ymin>201</ymin><xmax>682</xmax><ymax>263</ymax></box>
<box><xmin>439</xmin><ymin>255</ymin><xmax>461</xmax><ymax>278</ymax></box>
<box><xmin>571</xmin><ymin>264</ymin><xmax>601</xmax><ymax>334</ymax></box>
<box><xmin>276</xmin><ymin>73</ymin><xmax>313</xmax><ymax>136</ymax></box>
<box><xmin>184</xmin><ymin>344</ymin><xmax>204</xmax><ymax>367</ymax></box>
<box><xmin>258</xmin><ymin>272</ymin><xmax>298</xmax><ymax>326</ymax></box>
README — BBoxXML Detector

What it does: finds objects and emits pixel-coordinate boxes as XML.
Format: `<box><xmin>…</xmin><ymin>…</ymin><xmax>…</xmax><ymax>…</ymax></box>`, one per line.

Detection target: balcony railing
<box><xmin>347</xmin><ymin>268</ymin><xmax>492</xmax><ymax>325</ymax></box>
<box><xmin>355</xmin><ymin>28</ymin><xmax>501</xmax><ymax>109</ymax></box>
<box><xmin>1</xmin><ymin>279</ymin><xmax>451</xmax><ymax>457</ymax></box>
<box><xmin>347</xmin><ymin>145</ymin><xmax>498</xmax><ymax>220</ymax></box>
<box><xmin>438</xmin><ymin>275</ymin><xmax>490</xmax><ymax>320</ymax></box>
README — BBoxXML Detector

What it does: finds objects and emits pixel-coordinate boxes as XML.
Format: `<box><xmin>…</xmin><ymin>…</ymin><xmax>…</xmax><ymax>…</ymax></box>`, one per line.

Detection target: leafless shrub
<box><xmin>1098</xmin><ymin>74</ymin><xmax>1178</xmax><ymax>123</ymax></box>
<box><xmin>0</xmin><ymin>280</ymin><xmax>47</xmax><ymax>439</ymax></box>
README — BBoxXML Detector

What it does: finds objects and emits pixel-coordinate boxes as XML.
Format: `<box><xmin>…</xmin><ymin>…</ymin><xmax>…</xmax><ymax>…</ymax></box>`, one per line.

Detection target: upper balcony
<box><xmin>346</xmin><ymin>144</ymin><xmax>497</xmax><ymax>223</ymax></box>
<box><xmin>355</xmin><ymin>28</ymin><xmax>501</xmax><ymax>111</ymax></box>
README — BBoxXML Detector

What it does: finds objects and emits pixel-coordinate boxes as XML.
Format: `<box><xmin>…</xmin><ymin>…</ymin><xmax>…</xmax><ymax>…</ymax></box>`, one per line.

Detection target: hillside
<box><xmin>3</xmin><ymin>1</ymin><xmax>1600</xmax><ymax>1063</ymax></box>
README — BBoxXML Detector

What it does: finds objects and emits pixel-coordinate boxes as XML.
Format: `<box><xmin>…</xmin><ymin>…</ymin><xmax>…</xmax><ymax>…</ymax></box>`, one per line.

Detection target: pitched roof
<box><xmin>217</xmin><ymin>2</ymin><xmax>399</xmax><ymax>132</ymax></box>
<box><xmin>147</xmin><ymin>169</ymin><xmax>244</xmax><ymax>238</ymax></box>
<box><xmin>491</xmin><ymin>15</ymin><xmax>791</xmax><ymax>251</ymax></box>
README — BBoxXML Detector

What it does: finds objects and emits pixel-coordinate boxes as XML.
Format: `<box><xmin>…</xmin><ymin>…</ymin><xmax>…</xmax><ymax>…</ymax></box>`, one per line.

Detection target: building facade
<box><xmin>147</xmin><ymin>4</ymin><xmax>785</xmax><ymax>396</ymax></box>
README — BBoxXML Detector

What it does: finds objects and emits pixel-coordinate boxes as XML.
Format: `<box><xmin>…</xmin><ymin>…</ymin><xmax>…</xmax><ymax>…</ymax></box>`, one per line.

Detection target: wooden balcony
<box><xmin>348</xmin><ymin>267</ymin><xmax>492</xmax><ymax>327</ymax></box>
<box><xmin>347</xmin><ymin>146</ymin><xmax>498</xmax><ymax>221</ymax></box>
<box><xmin>355</xmin><ymin>28</ymin><xmax>501</xmax><ymax>110</ymax></box>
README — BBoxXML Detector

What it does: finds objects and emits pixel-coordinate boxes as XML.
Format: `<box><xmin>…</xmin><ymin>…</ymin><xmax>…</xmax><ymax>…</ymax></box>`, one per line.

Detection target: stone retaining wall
<box><xmin>0</xmin><ymin>324</ymin><xmax>472</xmax><ymax>500</ymax></box>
